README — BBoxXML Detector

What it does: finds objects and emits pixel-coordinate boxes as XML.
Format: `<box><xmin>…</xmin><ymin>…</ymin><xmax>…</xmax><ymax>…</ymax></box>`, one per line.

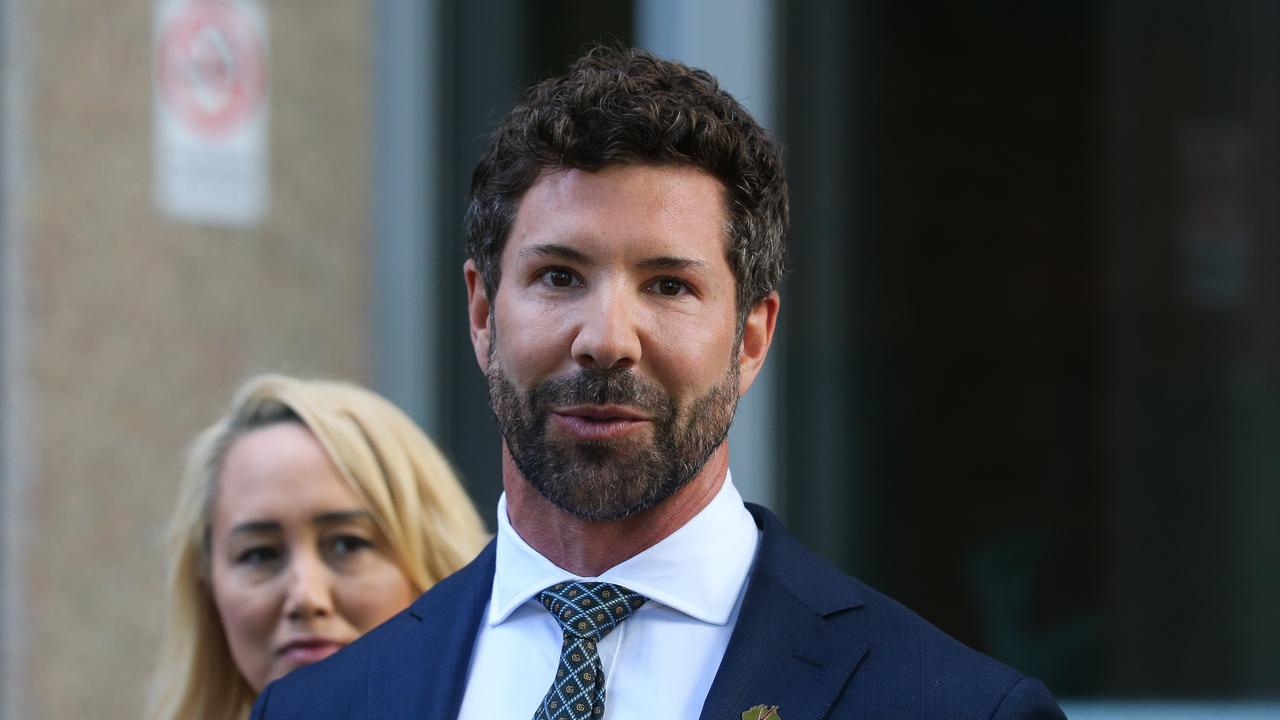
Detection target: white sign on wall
<box><xmin>153</xmin><ymin>0</ymin><xmax>268</xmax><ymax>226</ymax></box>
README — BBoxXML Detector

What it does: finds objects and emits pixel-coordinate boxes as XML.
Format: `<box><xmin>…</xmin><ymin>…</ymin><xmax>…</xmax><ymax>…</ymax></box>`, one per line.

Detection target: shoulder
<box><xmin>851</xmin><ymin>576</ymin><xmax>1060</xmax><ymax>716</ymax></box>
<box><xmin>745</xmin><ymin>503</ymin><xmax>1064</xmax><ymax>719</ymax></box>
<box><xmin>250</xmin><ymin>609</ymin><xmax>417</xmax><ymax>719</ymax></box>
<box><xmin>251</xmin><ymin>542</ymin><xmax>497</xmax><ymax>720</ymax></box>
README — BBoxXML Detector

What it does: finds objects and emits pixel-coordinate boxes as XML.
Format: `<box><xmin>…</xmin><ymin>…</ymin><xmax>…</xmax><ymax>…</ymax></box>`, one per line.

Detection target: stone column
<box><xmin>1</xmin><ymin>1</ymin><xmax>373</xmax><ymax>716</ymax></box>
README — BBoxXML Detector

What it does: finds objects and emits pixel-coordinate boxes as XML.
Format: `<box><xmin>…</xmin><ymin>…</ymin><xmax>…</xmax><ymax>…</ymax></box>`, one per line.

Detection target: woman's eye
<box><xmin>328</xmin><ymin>535</ymin><xmax>373</xmax><ymax>556</ymax></box>
<box><xmin>653</xmin><ymin>278</ymin><xmax>687</xmax><ymax>296</ymax></box>
<box><xmin>236</xmin><ymin>546</ymin><xmax>280</xmax><ymax>566</ymax></box>
<box><xmin>540</xmin><ymin>268</ymin><xmax>577</xmax><ymax>288</ymax></box>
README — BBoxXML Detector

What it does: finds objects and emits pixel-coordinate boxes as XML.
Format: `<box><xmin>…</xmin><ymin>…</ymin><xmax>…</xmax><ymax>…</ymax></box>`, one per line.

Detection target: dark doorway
<box><xmin>781</xmin><ymin>0</ymin><xmax>1280</xmax><ymax>698</ymax></box>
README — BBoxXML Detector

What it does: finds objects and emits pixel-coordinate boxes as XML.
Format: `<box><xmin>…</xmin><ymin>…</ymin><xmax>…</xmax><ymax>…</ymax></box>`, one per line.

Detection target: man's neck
<box><xmin>502</xmin><ymin>443</ymin><xmax>730</xmax><ymax>577</ymax></box>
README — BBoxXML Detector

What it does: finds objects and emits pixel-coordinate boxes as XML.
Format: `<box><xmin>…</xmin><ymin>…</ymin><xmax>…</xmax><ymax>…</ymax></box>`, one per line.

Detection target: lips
<box><xmin>551</xmin><ymin>404</ymin><xmax>651</xmax><ymax>441</ymax></box>
<box><xmin>277</xmin><ymin>638</ymin><xmax>344</xmax><ymax>666</ymax></box>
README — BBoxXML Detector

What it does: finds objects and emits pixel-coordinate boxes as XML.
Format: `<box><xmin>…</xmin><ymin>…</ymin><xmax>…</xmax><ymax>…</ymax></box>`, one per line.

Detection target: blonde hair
<box><xmin>145</xmin><ymin>374</ymin><xmax>490</xmax><ymax>720</ymax></box>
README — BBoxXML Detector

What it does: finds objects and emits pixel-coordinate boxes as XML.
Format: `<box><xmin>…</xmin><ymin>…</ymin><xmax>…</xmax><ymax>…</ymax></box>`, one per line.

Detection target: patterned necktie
<box><xmin>532</xmin><ymin>581</ymin><xmax>647</xmax><ymax>720</ymax></box>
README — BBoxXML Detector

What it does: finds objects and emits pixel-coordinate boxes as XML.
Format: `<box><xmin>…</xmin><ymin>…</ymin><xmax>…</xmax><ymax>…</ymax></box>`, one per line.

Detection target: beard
<box><xmin>487</xmin><ymin>355</ymin><xmax>740</xmax><ymax>522</ymax></box>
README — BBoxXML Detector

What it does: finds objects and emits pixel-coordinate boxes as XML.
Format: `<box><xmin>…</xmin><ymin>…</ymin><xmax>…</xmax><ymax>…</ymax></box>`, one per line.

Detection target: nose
<box><xmin>571</xmin><ymin>282</ymin><xmax>641</xmax><ymax>371</ymax></box>
<box><xmin>283</xmin><ymin>552</ymin><xmax>334</xmax><ymax>622</ymax></box>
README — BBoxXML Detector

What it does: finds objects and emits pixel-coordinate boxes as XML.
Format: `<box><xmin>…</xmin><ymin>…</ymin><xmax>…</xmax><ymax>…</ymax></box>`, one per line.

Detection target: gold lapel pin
<box><xmin>742</xmin><ymin>705</ymin><xmax>781</xmax><ymax>720</ymax></box>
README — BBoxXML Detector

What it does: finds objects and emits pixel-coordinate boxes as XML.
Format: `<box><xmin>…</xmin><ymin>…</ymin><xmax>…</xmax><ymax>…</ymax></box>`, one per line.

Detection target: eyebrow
<box><xmin>519</xmin><ymin>243</ymin><xmax>592</xmax><ymax>265</ymax></box>
<box><xmin>519</xmin><ymin>243</ymin><xmax>710</xmax><ymax>273</ymax></box>
<box><xmin>314</xmin><ymin>510</ymin><xmax>375</xmax><ymax>526</ymax></box>
<box><xmin>636</xmin><ymin>256</ymin><xmax>711</xmax><ymax>273</ymax></box>
<box><xmin>230</xmin><ymin>520</ymin><xmax>282</xmax><ymax>536</ymax></box>
<box><xmin>229</xmin><ymin>510</ymin><xmax>374</xmax><ymax>536</ymax></box>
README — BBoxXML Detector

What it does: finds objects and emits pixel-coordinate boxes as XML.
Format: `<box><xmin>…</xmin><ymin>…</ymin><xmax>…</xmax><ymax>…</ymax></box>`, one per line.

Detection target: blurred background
<box><xmin>2</xmin><ymin>0</ymin><xmax>1278</xmax><ymax>718</ymax></box>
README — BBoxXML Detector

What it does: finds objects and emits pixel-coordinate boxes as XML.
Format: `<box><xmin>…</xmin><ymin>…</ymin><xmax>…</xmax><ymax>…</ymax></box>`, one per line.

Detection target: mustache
<box><xmin>527</xmin><ymin>368</ymin><xmax>668</xmax><ymax>412</ymax></box>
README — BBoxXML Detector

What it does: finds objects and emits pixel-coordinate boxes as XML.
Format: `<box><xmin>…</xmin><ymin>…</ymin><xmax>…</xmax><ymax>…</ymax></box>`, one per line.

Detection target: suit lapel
<box><xmin>368</xmin><ymin>541</ymin><xmax>496</xmax><ymax>720</ymax></box>
<box><xmin>700</xmin><ymin>505</ymin><xmax>868</xmax><ymax>720</ymax></box>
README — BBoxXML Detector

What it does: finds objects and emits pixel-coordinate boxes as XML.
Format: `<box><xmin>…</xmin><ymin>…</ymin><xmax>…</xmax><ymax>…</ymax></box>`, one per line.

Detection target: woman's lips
<box><xmin>551</xmin><ymin>405</ymin><xmax>651</xmax><ymax>441</ymax></box>
<box><xmin>278</xmin><ymin>640</ymin><xmax>344</xmax><ymax>666</ymax></box>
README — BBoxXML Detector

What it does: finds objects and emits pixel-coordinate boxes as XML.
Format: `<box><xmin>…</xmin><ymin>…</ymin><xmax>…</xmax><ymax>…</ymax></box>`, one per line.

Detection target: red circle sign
<box><xmin>156</xmin><ymin>0</ymin><xmax>266</xmax><ymax>138</ymax></box>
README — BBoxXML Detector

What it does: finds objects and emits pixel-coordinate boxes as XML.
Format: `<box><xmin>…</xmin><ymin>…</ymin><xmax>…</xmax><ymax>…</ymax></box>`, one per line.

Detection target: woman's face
<box><xmin>209</xmin><ymin>422</ymin><xmax>416</xmax><ymax>692</ymax></box>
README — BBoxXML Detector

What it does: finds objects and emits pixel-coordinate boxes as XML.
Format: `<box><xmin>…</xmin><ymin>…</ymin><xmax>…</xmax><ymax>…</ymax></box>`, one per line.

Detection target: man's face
<box><xmin>470</xmin><ymin>164</ymin><xmax>748</xmax><ymax>521</ymax></box>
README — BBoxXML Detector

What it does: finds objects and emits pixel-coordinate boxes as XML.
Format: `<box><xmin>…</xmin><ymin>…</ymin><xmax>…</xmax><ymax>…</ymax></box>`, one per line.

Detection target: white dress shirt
<box><xmin>456</xmin><ymin>471</ymin><xmax>760</xmax><ymax>720</ymax></box>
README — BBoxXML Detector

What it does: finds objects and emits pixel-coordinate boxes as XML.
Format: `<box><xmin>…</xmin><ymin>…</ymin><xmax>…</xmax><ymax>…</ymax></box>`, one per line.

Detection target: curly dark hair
<box><xmin>464</xmin><ymin>45</ymin><xmax>789</xmax><ymax>319</ymax></box>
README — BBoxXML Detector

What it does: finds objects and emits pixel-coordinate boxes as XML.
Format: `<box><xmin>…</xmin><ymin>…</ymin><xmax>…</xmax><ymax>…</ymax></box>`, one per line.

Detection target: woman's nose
<box><xmin>282</xmin><ymin>553</ymin><xmax>333</xmax><ymax>622</ymax></box>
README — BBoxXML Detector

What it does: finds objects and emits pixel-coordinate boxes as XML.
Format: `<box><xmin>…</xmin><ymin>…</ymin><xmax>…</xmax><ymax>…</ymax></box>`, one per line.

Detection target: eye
<box><xmin>538</xmin><ymin>267</ymin><xmax>580</xmax><ymax>289</ymax></box>
<box><xmin>327</xmin><ymin>534</ymin><xmax>373</xmax><ymax>556</ymax></box>
<box><xmin>650</xmin><ymin>277</ymin><xmax>690</xmax><ymax>297</ymax></box>
<box><xmin>236</xmin><ymin>546</ymin><xmax>281</xmax><ymax>566</ymax></box>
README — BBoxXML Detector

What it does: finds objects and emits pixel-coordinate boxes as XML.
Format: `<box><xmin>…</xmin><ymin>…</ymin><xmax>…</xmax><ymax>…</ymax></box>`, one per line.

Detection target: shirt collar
<box><xmin>488</xmin><ymin>470</ymin><xmax>759</xmax><ymax>627</ymax></box>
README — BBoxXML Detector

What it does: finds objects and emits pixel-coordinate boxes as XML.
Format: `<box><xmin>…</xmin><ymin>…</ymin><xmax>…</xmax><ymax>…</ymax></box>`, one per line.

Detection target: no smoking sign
<box><xmin>153</xmin><ymin>0</ymin><xmax>269</xmax><ymax>226</ymax></box>
<box><xmin>157</xmin><ymin>0</ymin><xmax>266</xmax><ymax>137</ymax></box>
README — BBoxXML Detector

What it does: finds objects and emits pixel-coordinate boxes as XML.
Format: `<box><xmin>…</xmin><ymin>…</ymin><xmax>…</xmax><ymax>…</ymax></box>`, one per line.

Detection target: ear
<box><xmin>464</xmin><ymin>259</ymin><xmax>492</xmax><ymax>373</ymax></box>
<box><xmin>737</xmin><ymin>291</ymin><xmax>780</xmax><ymax>396</ymax></box>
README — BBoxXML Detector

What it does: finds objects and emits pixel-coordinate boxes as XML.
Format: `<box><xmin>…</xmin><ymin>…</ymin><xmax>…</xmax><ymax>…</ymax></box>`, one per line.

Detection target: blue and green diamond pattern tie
<box><xmin>532</xmin><ymin>581</ymin><xmax>647</xmax><ymax>720</ymax></box>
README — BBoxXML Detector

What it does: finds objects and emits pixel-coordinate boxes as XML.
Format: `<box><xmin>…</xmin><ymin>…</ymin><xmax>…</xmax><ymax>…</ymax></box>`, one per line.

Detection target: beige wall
<box><xmin>3</xmin><ymin>1</ymin><xmax>372</xmax><ymax>717</ymax></box>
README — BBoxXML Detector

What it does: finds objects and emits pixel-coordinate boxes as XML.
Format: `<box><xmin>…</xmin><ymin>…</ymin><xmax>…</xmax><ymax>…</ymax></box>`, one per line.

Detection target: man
<box><xmin>251</xmin><ymin>47</ymin><xmax>1065</xmax><ymax>720</ymax></box>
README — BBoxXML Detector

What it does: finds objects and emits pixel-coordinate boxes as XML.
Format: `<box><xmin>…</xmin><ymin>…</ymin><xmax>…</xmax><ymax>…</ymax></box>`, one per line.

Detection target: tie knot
<box><xmin>536</xmin><ymin>581</ymin><xmax>646</xmax><ymax>641</ymax></box>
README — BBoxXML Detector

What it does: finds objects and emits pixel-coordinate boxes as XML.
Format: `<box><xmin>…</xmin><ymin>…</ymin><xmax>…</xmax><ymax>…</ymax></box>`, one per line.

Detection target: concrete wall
<box><xmin>1</xmin><ymin>1</ymin><xmax>372</xmax><ymax>717</ymax></box>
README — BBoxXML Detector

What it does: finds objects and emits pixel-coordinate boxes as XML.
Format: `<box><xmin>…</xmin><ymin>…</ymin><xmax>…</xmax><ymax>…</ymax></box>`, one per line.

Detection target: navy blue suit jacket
<box><xmin>251</xmin><ymin>504</ymin><xmax>1065</xmax><ymax>719</ymax></box>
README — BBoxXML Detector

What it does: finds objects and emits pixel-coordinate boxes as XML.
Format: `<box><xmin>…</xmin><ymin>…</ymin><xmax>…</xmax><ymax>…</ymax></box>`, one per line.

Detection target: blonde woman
<box><xmin>145</xmin><ymin>374</ymin><xmax>490</xmax><ymax>720</ymax></box>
